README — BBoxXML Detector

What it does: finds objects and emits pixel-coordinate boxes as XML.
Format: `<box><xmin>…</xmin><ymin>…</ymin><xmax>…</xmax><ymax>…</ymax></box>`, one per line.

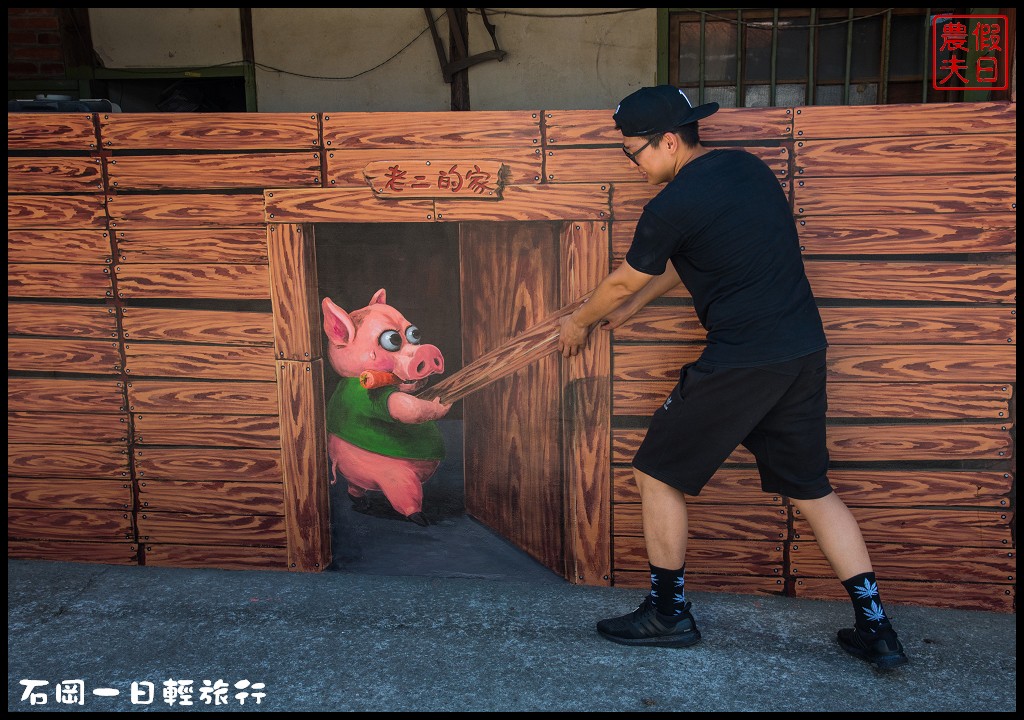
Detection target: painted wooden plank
<box><xmin>114</xmin><ymin>228</ymin><xmax>269</xmax><ymax>264</ymax></box>
<box><xmin>8</xmin><ymin>156</ymin><xmax>104</xmax><ymax>193</ymax></box>
<box><xmin>615</xmin><ymin>503</ymin><xmax>789</xmax><ymax>540</ymax></box>
<box><xmin>137</xmin><ymin>512</ymin><xmax>287</xmax><ymax>545</ymax></box>
<box><xmin>8</xmin><ymin>302</ymin><xmax>117</xmax><ymax>339</ymax></box>
<box><xmin>546</xmin><ymin>145</ymin><xmax>790</xmax><ymax>183</ymax></box>
<box><xmin>436</xmin><ymin>184</ymin><xmax>610</xmax><ymax>222</ymax></box>
<box><xmin>133</xmin><ymin>447</ymin><xmax>282</xmax><ymax>482</ymax></box>
<box><xmin>276</xmin><ymin>359</ymin><xmax>331</xmax><ymax>571</ymax></box>
<box><xmin>325</xmin><ymin>147</ymin><xmax>543</xmax><ymax>187</ymax></box>
<box><xmin>322</xmin><ymin>110</ymin><xmax>542</xmax><ymax>149</ymax></box>
<box><xmin>612</xmin><ymin>306</ymin><xmax>1016</xmax><ymax>345</ymax></box>
<box><xmin>120</xmin><ymin>307</ymin><xmax>275</xmax><ymax>346</ymax></box>
<box><xmin>8</xmin><ymin>444</ymin><xmax>129</xmax><ymax>479</ymax></box>
<box><xmin>143</xmin><ymin>544</ymin><xmax>287</xmax><ymax>570</ymax></box>
<box><xmin>138</xmin><ymin>480</ymin><xmax>285</xmax><ymax>515</ymax></box>
<box><xmin>8</xmin><ymin>412</ymin><xmax>128</xmax><ymax>445</ymax></box>
<box><xmin>615</xmin><ymin>571</ymin><xmax>786</xmax><ymax>596</ymax></box>
<box><xmin>115</xmin><ymin>263</ymin><xmax>270</xmax><ymax>299</ymax></box>
<box><xmin>107</xmin><ymin>152</ymin><xmax>323</xmax><ymax>190</ymax></box>
<box><xmin>828</xmin><ymin>470</ymin><xmax>1013</xmax><ymax>507</ymax></box>
<box><xmin>107</xmin><ymin>193</ymin><xmax>266</xmax><ymax>227</ymax></box>
<box><xmin>613</xmin><ymin>344</ymin><xmax>1016</xmax><ymax>382</ymax></box>
<box><xmin>614</xmin><ymin>381</ymin><xmax>1012</xmax><ymax>419</ymax></box>
<box><xmin>794</xmin><ymin>577</ymin><xmax>1013</xmax><ymax>613</ymax></box>
<box><xmin>613</xmin><ymin>423</ymin><xmax>1013</xmax><ymax>463</ymax></box>
<box><xmin>265</xmin><ymin>188</ymin><xmax>433</xmax><ymax>223</ymax></box>
<box><xmin>268</xmin><ymin>224</ymin><xmax>320</xmax><ymax>361</ymax></box>
<box><xmin>8</xmin><ymin>263</ymin><xmax>112</xmax><ymax>299</ymax></box>
<box><xmin>8</xmin><ymin>337</ymin><xmax>121</xmax><ymax>375</ymax></box>
<box><xmin>363</xmin><ymin>159</ymin><xmax>507</xmax><ymax>199</ymax></box>
<box><xmin>615</xmin><ymin>537</ymin><xmax>784</xmax><ymax>575</ymax></box>
<box><xmin>99</xmin><ymin>113</ymin><xmax>320</xmax><ymax>150</ymax></box>
<box><xmin>8</xmin><ymin>508</ymin><xmax>133</xmax><ymax>542</ymax></box>
<box><xmin>8</xmin><ymin>229</ymin><xmax>112</xmax><ymax>263</ymax></box>
<box><xmin>796</xmin><ymin>213</ymin><xmax>1016</xmax><ymax>255</ymax></box>
<box><xmin>124</xmin><ymin>343</ymin><xmax>277</xmax><ymax>381</ymax></box>
<box><xmin>561</xmin><ymin>221</ymin><xmax>612</xmax><ymax>585</ymax></box>
<box><xmin>133</xmin><ymin>413</ymin><xmax>281</xmax><ymax>448</ymax></box>
<box><xmin>126</xmin><ymin>380</ymin><xmax>280</xmax><ymax>416</ymax></box>
<box><xmin>792</xmin><ymin>101</ymin><xmax>1016</xmax><ymax>139</ymax></box>
<box><xmin>7</xmin><ymin>113</ymin><xmax>97</xmax><ymax>150</ymax></box>
<box><xmin>8</xmin><ymin>540</ymin><xmax>138</xmax><ymax>565</ymax></box>
<box><xmin>794</xmin><ymin>134</ymin><xmax>1016</xmax><ymax>177</ymax></box>
<box><xmin>8</xmin><ymin>194</ymin><xmax>106</xmax><ymax>228</ymax></box>
<box><xmin>790</xmin><ymin>542</ymin><xmax>1015</xmax><ymax>584</ymax></box>
<box><xmin>8</xmin><ymin>478</ymin><xmax>132</xmax><ymax>510</ymax></box>
<box><xmin>8</xmin><ymin>378</ymin><xmax>124</xmax><ymax>414</ymax></box>
<box><xmin>794</xmin><ymin>174</ymin><xmax>1015</xmax><ymax>215</ymax></box>
<box><xmin>544</xmin><ymin>107</ymin><xmax>794</xmax><ymax>145</ymax></box>
<box><xmin>795</xmin><ymin>505</ymin><xmax>1011</xmax><ymax>547</ymax></box>
<box><xmin>613</xmin><ymin>467</ymin><xmax>782</xmax><ymax>505</ymax></box>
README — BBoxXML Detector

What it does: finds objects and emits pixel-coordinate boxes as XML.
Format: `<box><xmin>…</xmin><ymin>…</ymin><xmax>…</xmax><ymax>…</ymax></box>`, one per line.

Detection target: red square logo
<box><xmin>932</xmin><ymin>15</ymin><xmax>1008</xmax><ymax>91</ymax></box>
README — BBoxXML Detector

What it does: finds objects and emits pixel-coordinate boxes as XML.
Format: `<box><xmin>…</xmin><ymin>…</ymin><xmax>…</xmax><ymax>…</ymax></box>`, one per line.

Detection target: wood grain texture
<box><xmin>8</xmin><ymin>444</ymin><xmax>129</xmax><ymax>479</ymax></box>
<box><xmin>121</xmin><ymin>307</ymin><xmax>275</xmax><ymax>346</ymax></box>
<box><xmin>107</xmin><ymin>152</ymin><xmax>322</xmax><ymax>190</ymax></box>
<box><xmin>615</xmin><ymin>537</ymin><xmax>784</xmax><ymax>575</ymax></box>
<box><xmin>613</xmin><ymin>467</ymin><xmax>781</xmax><ymax>505</ymax></box>
<box><xmin>8</xmin><ymin>156</ymin><xmax>104</xmax><ymax>193</ymax></box>
<box><xmin>8</xmin><ymin>263</ymin><xmax>112</xmax><ymax>299</ymax></box>
<box><xmin>267</xmin><ymin>224</ymin><xmax>320</xmax><ymax>360</ymax></box>
<box><xmin>8</xmin><ymin>478</ymin><xmax>133</xmax><ymax>510</ymax></box>
<box><xmin>275</xmin><ymin>358</ymin><xmax>331</xmax><ymax>571</ymax></box>
<box><xmin>8</xmin><ymin>508</ymin><xmax>133</xmax><ymax>542</ymax></box>
<box><xmin>265</xmin><ymin>188</ymin><xmax>433</xmax><ymax>224</ymax></box>
<box><xmin>614</xmin><ymin>381</ymin><xmax>1012</xmax><ymax>419</ymax></box>
<box><xmin>8</xmin><ymin>337</ymin><xmax>121</xmax><ymax>374</ymax></box>
<box><xmin>8</xmin><ymin>377</ymin><xmax>124</xmax><ymax>414</ymax></box>
<box><xmin>8</xmin><ymin>412</ymin><xmax>128</xmax><ymax>445</ymax></box>
<box><xmin>561</xmin><ymin>221</ymin><xmax>611</xmax><ymax>585</ymax></box>
<box><xmin>827</xmin><ymin>470</ymin><xmax>1013</xmax><ymax>507</ymax></box>
<box><xmin>322</xmin><ymin>110</ymin><xmax>542</xmax><ymax>149</ymax></box>
<box><xmin>792</xmin><ymin>102</ymin><xmax>1016</xmax><ymax>139</ymax></box>
<box><xmin>115</xmin><ymin>263</ymin><xmax>270</xmax><ymax>300</ymax></box>
<box><xmin>8</xmin><ymin>540</ymin><xmax>138</xmax><ymax>565</ymax></box>
<box><xmin>796</xmin><ymin>213</ymin><xmax>1016</xmax><ymax>255</ymax></box>
<box><xmin>124</xmin><ymin>343</ymin><xmax>277</xmax><ymax>381</ymax></box>
<box><xmin>143</xmin><ymin>543</ymin><xmax>287</xmax><ymax>570</ymax></box>
<box><xmin>794</xmin><ymin>134</ymin><xmax>1016</xmax><ymax>177</ymax></box>
<box><xmin>790</xmin><ymin>542</ymin><xmax>1015</xmax><ymax>584</ymax></box>
<box><xmin>544</xmin><ymin>107</ymin><xmax>794</xmax><ymax>144</ymax></box>
<box><xmin>794</xmin><ymin>174</ymin><xmax>1015</xmax><ymax>215</ymax></box>
<box><xmin>137</xmin><ymin>512</ymin><xmax>287</xmax><ymax>545</ymax></box>
<box><xmin>805</xmin><ymin>261</ymin><xmax>1016</xmax><ymax>303</ymax></box>
<box><xmin>326</xmin><ymin>147</ymin><xmax>543</xmax><ymax>187</ymax></box>
<box><xmin>98</xmin><ymin>113</ymin><xmax>320</xmax><ymax>150</ymax></box>
<box><xmin>436</xmin><ymin>185</ymin><xmax>610</xmax><ymax>222</ymax></box>
<box><xmin>9</xmin><ymin>302</ymin><xmax>117</xmax><ymax>339</ymax></box>
<box><xmin>546</xmin><ymin>145</ymin><xmax>789</xmax><ymax>183</ymax></box>
<box><xmin>133</xmin><ymin>413</ymin><xmax>281</xmax><ymax>448</ymax></box>
<box><xmin>107</xmin><ymin>193</ymin><xmax>266</xmax><ymax>227</ymax></box>
<box><xmin>8</xmin><ymin>195</ymin><xmax>106</xmax><ymax>229</ymax></box>
<box><xmin>138</xmin><ymin>480</ymin><xmax>285</xmax><ymax>515</ymax></box>
<box><xmin>7</xmin><ymin>113</ymin><xmax>97</xmax><ymax>150</ymax></box>
<box><xmin>127</xmin><ymin>380</ymin><xmax>280</xmax><ymax>416</ymax></box>
<box><xmin>793</xmin><ymin>577</ymin><xmax>1014</xmax><ymax>613</ymax></box>
<box><xmin>133</xmin><ymin>447</ymin><xmax>282</xmax><ymax>482</ymax></box>
<box><xmin>8</xmin><ymin>229</ymin><xmax>112</xmax><ymax>263</ymax></box>
<box><xmin>114</xmin><ymin>228</ymin><xmax>269</xmax><ymax>264</ymax></box>
<box><xmin>615</xmin><ymin>503</ymin><xmax>789</xmax><ymax>540</ymax></box>
<box><xmin>614</xmin><ymin>571</ymin><xmax>786</xmax><ymax>596</ymax></box>
<box><xmin>793</xmin><ymin>506</ymin><xmax>1012</xmax><ymax>547</ymax></box>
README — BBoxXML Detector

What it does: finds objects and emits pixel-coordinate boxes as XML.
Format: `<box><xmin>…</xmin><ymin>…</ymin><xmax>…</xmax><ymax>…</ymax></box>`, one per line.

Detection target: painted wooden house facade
<box><xmin>7</xmin><ymin>102</ymin><xmax>1016</xmax><ymax>612</ymax></box>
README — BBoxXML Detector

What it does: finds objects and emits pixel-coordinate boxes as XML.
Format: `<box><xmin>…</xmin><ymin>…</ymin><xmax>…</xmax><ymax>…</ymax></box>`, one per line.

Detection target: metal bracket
<box><xmin>424</xmin><ymin>8</ymin><xmax>507</xmax><ymax>83</ymax></box>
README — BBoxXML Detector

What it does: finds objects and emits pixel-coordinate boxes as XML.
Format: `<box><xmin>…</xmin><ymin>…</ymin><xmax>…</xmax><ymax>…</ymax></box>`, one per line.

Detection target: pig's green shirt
<box><xmin>326</xmin><ymin>377</ymin><xmax>445</xmax><ymax>461</ymax></box>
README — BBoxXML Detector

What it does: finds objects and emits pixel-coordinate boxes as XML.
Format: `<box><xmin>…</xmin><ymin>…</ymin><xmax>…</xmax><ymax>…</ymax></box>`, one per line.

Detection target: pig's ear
<box><xmin>370</xmin><ymin>288</ymin><xmax>387</xmax><ymax>305</ymax></box>
<box><xmin>322</xmin><ymin>297</ymin><xmax>356</xmax><ymax>346</ymax></box>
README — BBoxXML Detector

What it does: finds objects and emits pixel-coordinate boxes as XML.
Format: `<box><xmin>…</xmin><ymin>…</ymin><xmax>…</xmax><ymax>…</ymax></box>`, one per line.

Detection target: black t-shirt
<box><xmin>626</xmin><ymin>148</ymin><xmax>827</xmax><ymax>367</ymax></box>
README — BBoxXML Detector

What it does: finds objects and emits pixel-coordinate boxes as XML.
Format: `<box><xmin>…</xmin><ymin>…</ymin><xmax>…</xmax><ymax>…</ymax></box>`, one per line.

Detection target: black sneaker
<box><xmin>596</xmin><ymin>596</ymin><xmax>701</xmax><ymax>648</ymax></box>
<box><xmin>837</xmin><ymin>625</ymin><xmax>909</xmax><ymax>670</ymax></box>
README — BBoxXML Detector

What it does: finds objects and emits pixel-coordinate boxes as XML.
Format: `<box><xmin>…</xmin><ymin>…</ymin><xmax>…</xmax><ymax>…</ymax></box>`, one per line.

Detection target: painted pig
<box><xmin>322</xmin><ymin>289</ymin><xmax>450</xmax><ymax>526</ymax></box>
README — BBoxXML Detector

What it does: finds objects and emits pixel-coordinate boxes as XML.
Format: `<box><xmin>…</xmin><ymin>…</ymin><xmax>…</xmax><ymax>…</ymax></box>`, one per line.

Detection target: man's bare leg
<box><xmin>636</xmin><ymin>468</ymin><xmax>689</xmax><ymax>568</ymax></box>
<box><xmin>790</xmin><ymin>492</ymin><xmax>871</xmax><ymax>580</ymax></box>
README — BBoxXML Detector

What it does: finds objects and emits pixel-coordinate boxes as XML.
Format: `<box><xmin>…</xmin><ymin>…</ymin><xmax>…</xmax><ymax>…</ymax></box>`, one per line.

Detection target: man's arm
<box><xmin>600</xmin><ymin>261</ymin><xmax>681</xmax><ymax>331</ymax></box>
<box><xmin>558</xmin><ymin>261</ymin><xmax>660</xmax><ymax>358</ymax></box>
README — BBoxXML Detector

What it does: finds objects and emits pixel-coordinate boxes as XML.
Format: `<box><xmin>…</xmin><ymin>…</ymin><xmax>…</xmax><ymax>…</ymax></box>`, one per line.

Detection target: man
<box><xmin>557</xmin><ymin>85</ymin><xmax>907</xmax><ymax>670</ymax></box>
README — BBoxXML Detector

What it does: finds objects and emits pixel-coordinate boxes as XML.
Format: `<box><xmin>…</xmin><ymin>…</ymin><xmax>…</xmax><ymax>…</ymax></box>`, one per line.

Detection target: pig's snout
<box><xmin>408</xmin><ymin>344</ymin><xmax>444</xmax><ymax>379</ymax></box>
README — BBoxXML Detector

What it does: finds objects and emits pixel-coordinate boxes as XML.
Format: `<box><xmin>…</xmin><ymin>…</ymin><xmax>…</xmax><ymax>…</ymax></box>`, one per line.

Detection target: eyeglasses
<box><xmin>622</xmin><ymin>138</ymin><xmax>654</xmax><ymax>165</ymax></box>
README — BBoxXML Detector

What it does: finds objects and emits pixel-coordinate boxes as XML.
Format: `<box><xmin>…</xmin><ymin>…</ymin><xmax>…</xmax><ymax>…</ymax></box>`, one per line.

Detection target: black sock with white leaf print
<box><xmin>842</xmin><ymin>571</ymin><xmax>891</xmax><ymax>633</ymax></box>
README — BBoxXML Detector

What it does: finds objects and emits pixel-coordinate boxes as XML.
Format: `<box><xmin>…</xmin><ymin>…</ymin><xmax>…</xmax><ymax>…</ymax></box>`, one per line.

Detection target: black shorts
<box><xmin>632</xmin><ymin>349</ymin><xmax>833</xmax><ymax>500</ymax></box>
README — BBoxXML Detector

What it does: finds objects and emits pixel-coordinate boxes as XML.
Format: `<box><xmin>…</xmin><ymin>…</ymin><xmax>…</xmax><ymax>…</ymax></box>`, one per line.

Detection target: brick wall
<box><xmin>8</xmin><ymin>8</ymin><xmax>66</xmax><ymax>80</ymax></box>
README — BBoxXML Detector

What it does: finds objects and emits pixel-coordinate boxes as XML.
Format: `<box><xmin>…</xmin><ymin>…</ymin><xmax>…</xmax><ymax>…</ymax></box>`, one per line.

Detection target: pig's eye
<box><xmin>405</xmin><ymin>326</ymin><xmax>421</xmax><ymax>345</ymax></box>
<box><xmin>379</xmin><ymin>330</ymin><xmax>402</xmax><ymax>352</ymax></box>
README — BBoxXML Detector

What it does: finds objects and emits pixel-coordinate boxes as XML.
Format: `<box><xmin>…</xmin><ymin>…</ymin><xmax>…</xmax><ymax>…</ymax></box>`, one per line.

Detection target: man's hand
<box><xmin>558</xmin><ymin>313</ymin><xmax>592</xmax><ymax>358</ymax></box>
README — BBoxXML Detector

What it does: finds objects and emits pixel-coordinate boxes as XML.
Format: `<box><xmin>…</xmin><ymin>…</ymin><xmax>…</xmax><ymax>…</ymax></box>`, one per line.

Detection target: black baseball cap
<box><xmin>613</xmin><ymin>85</ymin><xmax>719</xmax><ymax>137</ymax></box>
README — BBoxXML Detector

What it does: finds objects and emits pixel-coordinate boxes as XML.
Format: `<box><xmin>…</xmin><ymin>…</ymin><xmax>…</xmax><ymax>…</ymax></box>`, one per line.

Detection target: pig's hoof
<box><xmin>407</xmin><ymin>512</ymin><xmax>430</xmax><ymax>527</ymax></box>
